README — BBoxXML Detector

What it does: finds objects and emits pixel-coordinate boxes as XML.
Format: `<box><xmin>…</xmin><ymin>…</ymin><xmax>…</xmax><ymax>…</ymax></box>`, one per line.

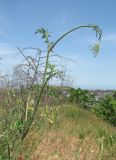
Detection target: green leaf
<box><xmin>35</xmin><ymin>28</ymin><xmax>51</xmax><ymax>44</ymax></box>
<box><xmin>90</xmin><ymin>43</ymin><xmax>100</xmax><ymax>57</ymax></box>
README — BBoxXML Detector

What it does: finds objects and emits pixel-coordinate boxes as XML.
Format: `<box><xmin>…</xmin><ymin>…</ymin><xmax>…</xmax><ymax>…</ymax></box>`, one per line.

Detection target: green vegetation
<box><xmin>70</xmin><ymin>88</ymin><xmax>116</xmax><ymax>126</ymax></box>
<box><xmin>8</xmin><ymin>105</ymin><xmax>116</xmax><ymax>159</ymax></box>
<box><xmin>70</xmin><ymin>88</ymin><xmax>96</xmax><ymax>108</ymax></box>
<box><xmin>93</xmin><ymin>95</ymin><xmax>116</xmax><ymax>126</ymax></box>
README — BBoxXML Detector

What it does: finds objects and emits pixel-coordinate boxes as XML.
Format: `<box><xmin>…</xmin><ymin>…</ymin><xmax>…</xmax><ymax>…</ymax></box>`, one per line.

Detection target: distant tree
<box><xmin>70</xmin><ymin>88</ymin><xmax>95</xmax><ymax>108</ymax></box>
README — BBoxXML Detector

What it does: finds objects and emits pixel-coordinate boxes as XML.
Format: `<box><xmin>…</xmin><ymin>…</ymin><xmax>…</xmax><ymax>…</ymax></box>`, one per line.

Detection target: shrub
<box><xmin>93</xmin><ymin>96</ymin><xmax>116</xmax><ymax>126</ymax></box>
<box><xmin>70</xmin><ymin>88</ymin><xmax>95</xmax><ymax>108</ymax></box>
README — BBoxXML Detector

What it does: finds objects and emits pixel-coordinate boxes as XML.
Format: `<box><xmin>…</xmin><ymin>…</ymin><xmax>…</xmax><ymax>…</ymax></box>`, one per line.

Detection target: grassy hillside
<box><xmin>21</xmin><ymin>105</ymin><xmax>116</xmax><ymax>160</ymax></box>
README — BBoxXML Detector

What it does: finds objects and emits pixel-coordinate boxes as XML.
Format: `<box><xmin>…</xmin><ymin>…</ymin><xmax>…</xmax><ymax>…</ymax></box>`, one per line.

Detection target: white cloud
<box><xmin>0</xmin><ymin>43</ymin><xmax>21</xmax><ymax>73</ymax></box>
<box><xmin>81</xmin><ymin>33</ymin><xmax>116</xmax><ymax>46</ymax></box>
<box><xmin>0</xmin><ymin>29</ymin><xmax>8</xmax><ymax>38</ymax></box>
<box><xmin>103</xmin><ymin>34</ymin><xmax>116</xmax><ymax>41</ymax></box>
<box><xmin>55</xmin><ymin>17</ymin><xmax>67</xmax><ymax>25</ymax></box>
<box><xmin>0</xmin><ymin>15</ymin><xmax>8</xmax><ymax>26</ymax></box>
<box><xmin>0</xmin><ymin>43</ymin><xmax>16</xmax><ymax>56</ymax></box>
<box><xmin>54</xmin><ymin>11</ymin><xmax>68</xmax><ymax>26</ymax></box>
<box><xmin>0</xmin><ymin>15</ymin><xmax>9</xmax><ymax>38</ymax></box>
<box><xmin>102</xmin><ymin>33</ymin><xmax>116</xmax><ymax>45</ymax></box>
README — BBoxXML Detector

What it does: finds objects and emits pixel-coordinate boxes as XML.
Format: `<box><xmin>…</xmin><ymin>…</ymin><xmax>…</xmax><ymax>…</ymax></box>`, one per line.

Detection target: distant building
<box><xmin>90</xmin><ymin>89</ymin><xmax>112</xmax><ymax>101</ymax></box>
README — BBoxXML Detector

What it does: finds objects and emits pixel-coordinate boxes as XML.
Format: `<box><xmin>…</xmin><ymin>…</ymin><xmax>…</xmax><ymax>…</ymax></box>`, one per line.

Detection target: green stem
<box><xmin>49</xmin><ymin>25</ymin><xmax>101</xmax><ymax>52</ymax></box>
<box><xmin>21</xmin><ymin>73</ymin><xmax>54</xmax><ymax>140</ymax></box>
<box><xmin>43</xmin><ymin>25</ymin><xmax>101</xmax><ymax>83</ymax></box>
<box><xmin>21</xmin><ymin>24</ymin><xmax>102</xmax><ymax>141</ymax></box>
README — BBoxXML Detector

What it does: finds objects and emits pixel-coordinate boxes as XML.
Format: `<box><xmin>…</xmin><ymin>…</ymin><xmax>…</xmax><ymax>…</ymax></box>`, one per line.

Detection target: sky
<box><xmin>0</xmin><ymin>0</ymin><xmax>116</xmax><ymax>89</ymax></box>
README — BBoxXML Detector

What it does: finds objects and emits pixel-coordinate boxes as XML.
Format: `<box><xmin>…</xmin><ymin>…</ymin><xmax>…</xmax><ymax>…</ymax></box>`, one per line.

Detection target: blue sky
<box><xmin>0</xmin><ymin>0</ymin><xmax>116</xmax><ymax>89</ymax></box>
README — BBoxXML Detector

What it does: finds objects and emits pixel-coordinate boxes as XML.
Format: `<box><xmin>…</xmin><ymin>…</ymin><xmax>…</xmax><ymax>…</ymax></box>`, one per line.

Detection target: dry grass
<box><xmin>21</xmin><ymin>105</ymin><xmax>116</xmax><ymax>160</ymax></box>
<box><xmin>31</xmin><ymin>131</ymin><xmax>78</xmax><ymax>160</ymax></box>
<box><xmin>30</xmin><ymin>131</ymin><xmax>100</xmax><ymax>160</ymax></box>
